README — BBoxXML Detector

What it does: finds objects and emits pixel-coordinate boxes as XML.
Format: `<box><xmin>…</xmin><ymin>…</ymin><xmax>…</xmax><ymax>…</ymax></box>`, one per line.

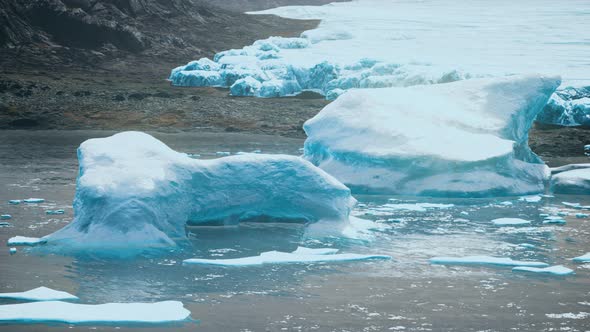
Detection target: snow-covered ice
<box><xmin>572</xmin><ymin>253</ymin><xmax>590</xmax><ymax>263</ymax></box>
<box><xmin>492</xmin><ymin>218</ymin><xmax>531</xmax><ymax>226</ymax></box>
<box><xmin>170</xmin><ymin>0</ymin><xmax>590</xmax><ymax>105</ymax></box>
<box><xmin>183</xmin><ymin>246</ymin><xmax>390</xmax><ymax>267</ymax></box>
<box><xmin>43</xmin><ymin>132</ymin><xmax>355</xmax><ymax>251</ymax></box>
<box><xmin>429</xmin><ymin>256</ymin><xmax>549</xmax><ymax>267</ymax></box>
<box><xmin>0</xmin><ymin>287</ymin><xmax>78</xmax><ymax>302</ymax></box>
<box><xmin>551</xmin><ymin>167</ymin><xmax>590</xmax><ymax>195</ymax></box>
<box><xmin>512</xmin><ymin>265</ymin><xmax>574</xmax><ymax>276</ymax></box>
<box><xmin>0</xmin><ymin>300</ymin><xmax>191</xmax><ymax>325</ymax></box>
<box><xmin>7</xmin><ymin>236</ymin><xmax>46</xmax><ymax>246</ymax></box>
<box><xmin>303</xmin><ymin>75</ymin><xmax>558</xmax><ymax>196</ymax></box>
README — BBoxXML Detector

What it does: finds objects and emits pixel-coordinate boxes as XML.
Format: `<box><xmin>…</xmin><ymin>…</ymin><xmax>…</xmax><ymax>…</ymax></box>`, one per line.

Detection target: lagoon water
<box><xmin>0</xmin><ymin>131</ymin><xmax>589</xmax><ymax>331</ymax></box>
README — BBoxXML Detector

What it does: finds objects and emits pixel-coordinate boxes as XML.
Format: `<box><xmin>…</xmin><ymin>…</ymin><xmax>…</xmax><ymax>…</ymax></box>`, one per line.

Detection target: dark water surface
<box><xmin>0</xmin><ymin>130</ymin><xmax>589</xmax><ymax>332</ymax></box>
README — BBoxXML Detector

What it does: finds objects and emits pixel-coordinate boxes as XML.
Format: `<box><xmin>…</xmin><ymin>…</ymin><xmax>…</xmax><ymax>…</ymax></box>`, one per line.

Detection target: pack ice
<box><xmin>303</xmin><ymin>75</ymin><xmax>560</xmax><ymax>196</ymax></box>
<box><xmin>42</xmin><ymin>132</ymin><xmax>354</xmax><ymax>251</ymax></box>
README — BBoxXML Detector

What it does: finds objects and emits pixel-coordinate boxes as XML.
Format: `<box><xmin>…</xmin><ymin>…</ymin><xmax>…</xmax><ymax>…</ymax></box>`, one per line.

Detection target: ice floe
<box><xmin>0</xmin><ymin>300</ymin><xmax>191</xmax><ymax>325</ymax></box>
<box><xmin>303</xmin><ymin>75</ymin><xmax>558</xmax><ymax>196</ymax></box>
<box><xmin>572</xmin><ymin>253</ymin><xmax>590</xmax><ymax>263</ymax></box>
<box><xmin>43</xmin><ymin>132</ymin><xmax>354</xmax><ymax>251</ymax></box>
<box><xmin>23</xmin><ymin>198</ymin><xmax>44</xmax><ymax>203</ymax></box>
<box><xmin>0</xmin><ymin>287</ymin><xmax>78</xmax><ymax>301</ymax></box>
<box><xmin>183</xmin><ymin>246</ymin><xmax>390</xmax><ymax>267</ymax></box>
<box><xmin>7</xmin><ymin>236</ymin><xmax>46</xmax><ymax>246</ymax></box>
<box><xmin>551</xmin><ymin>167</ymin><xmax>590</xmax><ymax>195</ymax></box>
<box><xmin>512</xmin><ymin>265</ymin><xmax>574</xmax><ymax>276</ymax></box>
<box><xmin>0</xmin><ymin>215</ymin><xmax>11</xmax><ymax>220</ymax></box>
<box><xmin>429</xmin><ymin>256</ymin><xmax>549</xmax><ymax>267</ymax></box>
<box><xmin>491</xmin><ymin>218</ymin><xmax>531</xmax><ymax>226</ymax></box>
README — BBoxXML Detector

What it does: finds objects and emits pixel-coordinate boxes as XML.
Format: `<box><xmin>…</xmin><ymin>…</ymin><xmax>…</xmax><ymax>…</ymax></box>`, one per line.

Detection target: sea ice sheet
<box><xmin>183</xmin><ymin>246</ymin><xmax>390</xmax><ymax>266</ymax></box>
<box><xmin>512</xmin><ymin>265</ymin><xmax>574</xmax><ymax>276</ymax></box>
<box><xmin>430</xmin><ymin>256</ymin><xmax>549</xmax><ymax>267</ymax></box>
<box><xmin>0</xmin><ymin>287</ymin><xmax>78</xmax><ymax>302</ymax></box>
<box><xmin>42</xmin><ymin>132</ymin><xmax>355</xmax><ymax>251</ymax></box>
<box><xmin>303</xmin><ymin>75</ymin><xmax>559</xmax><ymax>196</ymax></box>
<box><xmin>0</xmin><ymin>301</ymin><xmax>191</xmax><ymax>325</ymax></box>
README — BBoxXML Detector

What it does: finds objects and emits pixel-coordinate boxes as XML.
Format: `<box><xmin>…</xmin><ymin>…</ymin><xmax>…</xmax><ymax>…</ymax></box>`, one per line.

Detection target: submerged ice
<box><xmin>42</xmin><ymin>132</ymin><xmax>355</xmax><ymax>251</ymax></box>
<box><xmin>303</xmin><ymin>75</ymin><xmax>559</xmax><ymax>196</ymax></box>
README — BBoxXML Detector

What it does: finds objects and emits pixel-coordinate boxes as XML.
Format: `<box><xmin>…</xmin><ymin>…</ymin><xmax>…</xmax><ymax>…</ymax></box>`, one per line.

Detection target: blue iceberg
<box><xmin>303</xmin><ymin>75</ymin><xmax>560</xmax><ymax>196</ymax></box>
<box><xmin>42</xmin><ymin>132</ymin><xmax>355</xmax><ymax>252</ymax></box>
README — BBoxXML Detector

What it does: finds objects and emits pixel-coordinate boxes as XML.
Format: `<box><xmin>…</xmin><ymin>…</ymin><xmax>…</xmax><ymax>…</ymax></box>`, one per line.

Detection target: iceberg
<box><xmin>303</xmin><ymin>75</ymin><xmax>560</xmax><ymax>196</ymax></box>
<box><xmin>429</xmin><ymin>256</ymin><xmax>549</xmax><ymax>268</ymax></box>
<box><xmin>491</xmin><ymin>218</ymin><xmax>531</xmax><ymax>226</ymax></box>
<box><xmin>537</xmin><ymin>86</ymin><xmax>590</xmax><ymax>126</ymax></box>
<box><xmin>8</xmin><ymin>200</ymin><xmax>21</xmax><ymax>205</ymax></box>
<box><xmin>0</xmin><ymin>287</ymin><xmax>78</xmax><ymax>302</ymax></box>
<box><xmin>42</xmin><ymin>132</ymin><xmax>355</xmax><ymax>251</ymax></box>
<box><xmin>551</xmin><ymin>167</ymin><xmax>590</xmax><ymax>195</ymax></box>
<box><xmin>0</xmin><ymin>301</ymin><xmax>191</xmax><ymax>325</ymax></box>
<box><xmin>573</xmin><ymin>253</ymin><xmax>590</xmax><ymax>263</ymax></box>
<box><xmin>7</xmin><ymin>236</ymin><xmax>46</xmax><ymax>246</ymax></box>
<box><xmin>0</xmin><ymin>215</ymin><xmax>11</xmax><ymax>220</ymax></box>
<box><xmin>183</xmin><ymin>246</ymin><xmax>390</xmax><ymax>267</ymax></box>
<box><xmin>512</xmin><ymin>265</ymin><xmax>574</xmax><ymax>276</ymax></box>
<box><xmin>23</xmin><ymin>198</ymin><xmax>44</xmax><ymax>203</ymax></box>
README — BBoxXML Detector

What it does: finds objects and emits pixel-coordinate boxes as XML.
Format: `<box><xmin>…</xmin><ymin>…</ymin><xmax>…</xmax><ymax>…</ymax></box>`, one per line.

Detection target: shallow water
<box><xmin>0</xmin><ymin>131</ymin><xmax>589</xmax><ymax>332</ymax></box>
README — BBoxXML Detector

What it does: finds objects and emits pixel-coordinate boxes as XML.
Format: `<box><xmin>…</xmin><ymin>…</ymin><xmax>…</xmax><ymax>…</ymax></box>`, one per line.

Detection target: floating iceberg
<box><xmin>303</xmin><ymin>75</ymin><xmax>559</xmax><ymax>196</ymax></box>
<box><xmin>512</xmin><ymin>265</ymin><xmax>574</xmax><ymax>276</ymax></box>
<box><xmin>0</xmin><ymin>287</ymin><xmax>78</xmax><ymax>302</ymax></box>
<box><xmin>7</xmin><ymin>236</ymin><xmax>46</xmax><ymax>246</ymax></box>
<box><xmin>573</xmin><ymin>253</ymin><xmax>590</xmax><ymax>263</ymax></box>
<box><xmin>551</xmin><ymin>167</ymin><xmax>590</xmax><ymax>195</ymax></box>
<box><xmin>429</xmin><ymin>256</ymin><xmax>549</xmax><ymax>267</ymax></box>
<box><xmin>183</xmin><ymin>246</ymin><xmax>390</xmax><ymax>267</ymax></box>
<box><xmin>0</xmin><ymin>301</ymin><xmax>191</xmax><ymax>325</ymax></box>
<box><xmin>8</xmin><ymin>200</ymin><xmax>20</xmax><ymax>205</ymax></box>
<box><xmin>42</xmin><ymin>132</ymin><xmax>354</xmax><ymax>251</ymax></box>
<box><xmin>491</xmin><ymin>218</ymin><xmax>531</xmax><ymax>226</ymax></box>
<box><xmin>0</xmin><ymin>215</ymin><xmax>11</xmax><ymax>220</ymax></box>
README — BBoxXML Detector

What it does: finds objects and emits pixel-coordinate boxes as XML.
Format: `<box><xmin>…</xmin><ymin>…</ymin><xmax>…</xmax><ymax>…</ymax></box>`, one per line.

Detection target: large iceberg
<box><xmin>303</xmin><ymin>75</ymin><xmax>560</xmax><ymax>196</ymax></box>
<box><xmin>42</xmin><ymin>132</ymin><xmax>355</xmax><ymax>251</ymax></box>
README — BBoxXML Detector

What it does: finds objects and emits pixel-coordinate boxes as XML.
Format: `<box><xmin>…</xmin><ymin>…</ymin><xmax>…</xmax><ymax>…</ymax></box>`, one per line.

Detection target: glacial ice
<box><xmin>0</xmin><ymin>301</ymin><xmax>191</xmax><ymax>325</ymax></box>
<box><xmin>7</xmin><ymin>236</ymin><xmax>46</xmax><ymax>246</ymax></box>
<box><xmin>551</xmin><ymin>167</ymin><xmax>590</xmax><ymax>195</ymax></box>
<box><xmin>170</xmin><ymin>0</ymin><xmax>590</xmax><ymax>128</ymax></box>
<box><xmin>429</xmin><ymin>256</ymin><xmax>549</xmax><ymax>268</ymax></box>
<box><xmin>491</xmin><ymin>218</ymin><xmax>531</xmax><ymax>226</ymax></box>
<box><xmin>572</xmin><ymin>253</ymin><xmax>590</xmax><ymax>263</ymax></box>
<box><xmin>303</xmin><ymin>75</ymin><xmax>559</xmax><ymax>196</ymax></box>
<box><xmin>537</xmin><ymin>86</ymin><xmax>590</xmax><ymax>126</ymax></box>
<box><xmin>512</xmin><ymin>265</ymin><xmax>574</xmax><ymax>276</ymax></box>
<box><xmin>183</xmin><ymin>246</ymin><xmax>390</xmax><ymax>266</ymax></box>
<box><xmin>0</xmin><ymin>287</ymin><xmax>78</xmax><ymax>302</ymax></box>
<box><xmin>42</xmin><ymin>132</ymin><xmax>355</xmax><ymax>251</ymax></box>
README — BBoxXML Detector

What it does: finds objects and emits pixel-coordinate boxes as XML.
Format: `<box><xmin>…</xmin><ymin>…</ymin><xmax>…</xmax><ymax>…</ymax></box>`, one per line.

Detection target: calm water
<box><xmin>0</xmin><ymin>130</ymin><xmax>589</xmax><ymax>332</ymax></box>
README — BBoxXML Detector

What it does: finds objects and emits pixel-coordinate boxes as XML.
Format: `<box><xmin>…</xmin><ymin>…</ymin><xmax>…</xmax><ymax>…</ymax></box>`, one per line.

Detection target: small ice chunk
<box><xmin>519</xmin><ymin>195</ymin><xmax>542</xmax><ymax>203</ymax></box>
<box><xmin>9</xmin><ymin>248</ymin><xmax>16</xmax><ymax>254</ymax></box>
<box><xmin>573</xmin><ymin>252</ymin><xmax>590</xmax><ymax>263</ymax></box>
<box><xmin>518</xmin><ymin>243</ymin><xmax>536</xmax><ymax>249</ymax></box>
<box><xmin>557</xmin><ymin>211</ymin><xmax>569</xmax><ymax>216</ymax></box>
<box><xmin>0</xmin><ymin>300</ymin><xmax>191</xmax><ymax>325</ymax></box>
<box><xmin>0</xmin><ymin>287</ymin><xmax>78</xmax><ymax>301</ymax></box>
<box><xmin>378</xmin><ymin>203</ymin><xmax>454</xmax><ymax>212</ymax></box>
<box><xmin>492</xmin><ymin>218</ymin><xmax>531</xmax><ymax>226</ymax></box>
<box><xmin>543</xmin><ymin>217</ymin><xmax>566</xmax><ymax>224</ymax></box>
<box><xmin>512</xmin><ymin>265</ymin><xmax>574</xmax><ymax>276</ymax></box>
<box><xmin>0</xmin><ymin>222</ymin><xmax>10</xmax><ymax>227</ymax></box>
<box><xmin>429</xmin><ymin>255</ymin><xmax>549</xmax><ymax>267</ymax></box>
<box><xmin>0</xmin><ymin>215</ymin><xmax>11</xmax><ymax>220</ymax></box>
<box><xmin>215</xmin><ymin>151</ymin><xmax>231</xmax><ymax>156</ymax></box>
<box><xmin>7</xmin><ymin>236</ymin><xmax>46</xmax><ymax>246</ymax></box>
<box><xmin>562</xmin><ymin>201</ymin><xmax>581</xmax><ymax>208</ymax></box>
<box><xmin>23</xmin><ymin>198</ymin><xmax>44</xmax><ymax>203</ymax></box>
<box><xmin>499</xmin><ymin>201</ymin><xmax>513</xmax><ymax>206</ymax></box>
<box><xmin>183</xmin><ymin>247</ymin><xmax>390</xmax><ymax>267</ymax></box>
<box><xmin>576</xmin><ymin>213</ymin><xmax>589</xmax><ymax>218</ymax></box>
<box><xmin>45</xmin><ymin>210</ymin><xmax>65</xmax><ymax>215</ymax></box>
<box><xmin>8</xmin><ymin>200</ymin><xmax>21</xmax><ymax>205</ymax></box>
